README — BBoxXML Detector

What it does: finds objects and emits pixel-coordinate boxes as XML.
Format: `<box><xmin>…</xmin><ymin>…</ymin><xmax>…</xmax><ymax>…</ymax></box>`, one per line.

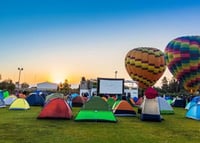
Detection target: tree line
<box><xmin>0</xmin><ymin>76</ymin><xmax>199</xmax><ymax>97</ymax></box>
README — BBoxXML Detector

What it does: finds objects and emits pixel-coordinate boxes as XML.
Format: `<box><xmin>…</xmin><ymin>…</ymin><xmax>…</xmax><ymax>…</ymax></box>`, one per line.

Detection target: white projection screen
<box><xmin>97</xmin><ymin>78</ymin><xmax>124</xmax><ymax>95</ymax></box>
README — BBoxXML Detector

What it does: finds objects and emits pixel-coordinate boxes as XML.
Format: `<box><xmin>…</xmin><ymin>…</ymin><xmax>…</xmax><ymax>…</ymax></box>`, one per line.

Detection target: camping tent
<box><xmin>186</xmin><ymin>103</ymin><xmax>200</xmax><ymax>120</ymax></box>
<box><xmin>9</xmin><ymin>98</ymin><xmax>30</xmax><ymax>110</ymax></box>
<box><xmin>113</xmin><ymin>100</ymin><xmax>136</xmax><ymax>116</ymax></box>
<box><xmin>171</xmin><ymin>98</ymin><xmax>186</xmax><ymax>108</ymax></box>
<box><xmin>26</xmin><ymin>93</ymin><xmax>45</xmax><ymax>106</ymax></box>
<box><xmin>0</xmin><ymin>91</ymin><xmax>3</xmax><ymax>99</ymax></box>
<box><xmin>0</xmin><ymin>90</ymin><xmax>9</xmax><ymax>99</ymax></box>
<box><xmin>107</xmin><ymin>97</ymin><xmax>115</xmax><ymax>108</ymax></box>
<box><xmin>3</xmin><ymin>95</ymin><xmax>17</xmax><ymax>105</ymax></box>
<box><xmin>140</xmin><ymin>88</ymin><xmax>161</xmax><ymax>121</ymax></box>
<box><xmin>185</xmin><ymin>96</ymin><xmax>200</xmax><ymax>110</ymax></box>
<box><xmin>45</xmin><ymin>93</ymin><xmax>64</xmax><ymax>103</ymax></box>
<box><xmin>135</xmin><ymin>97</ymin><xmax>143</xmax><ymax>106</ymax></box>
<box><xmin>37</xmin><ymin>98</ymin><xmax>72</xmax><ymax>119</ymax></box>
<box><xmin>0</xmin><ymin>98</ymin><xmax>6</xmax><ymax>108</ymax></box>
<box><xmin>75</xmin><ymin>96</ymin><xmax>117</xmax><ymax>122</ymax></box>
<box><xmin>72</xmin><ymin>95</ymin><xmax>86</xmax><ymax>107</ymax></box>
<box><xmin>112</xmin><ymin>100</ymin><xmax>121</xmax><ymax>110</ymax></box>
<box><xmin>158</xmin><ymin>97</ymin><xmax>174</xmax><ymax>114</ymax></box>
<box><xmin>141</xmin><ymin>97</ymin><xmax>161</xmax><ymax>121</ymax></box>
<box><xmin>71</xmin><ymin>93</ymin><xmax>79</xmax><ymax>99</ymax></box>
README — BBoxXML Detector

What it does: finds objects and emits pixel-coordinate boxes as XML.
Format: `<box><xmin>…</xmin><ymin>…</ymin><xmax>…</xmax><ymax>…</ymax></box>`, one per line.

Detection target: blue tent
<box><xmin>133</xmin><ymin>97</ymin><xmax>138</xmax><ymax>102</ymax></box>
<box><xmin>71</xmin><ymin>93</ymin><xmax>79</xmax><ymax>99</ymax></box>
<box><xmin>186</xmin><ymin>103</ymin><xmax>200</xmax><ymax>120</ymax></box>
<box><xmin>0</xmin><ymin>98</ymin><xmax>6</xmax><ymax>108</ymax></box>
<box><xmin>0</xmin><ymin>91</ymin><xmax>3</xmax><ymax>99</ymax></box>
<box><xmin>171</xmin><ymin>98</ymin><xmax>186</xmax><ymax>108</ymax></box>
<box><xmin>185</xmin><ymin>96</ymin><xmax>200</xmax><ymax>110</ymax></box>
<box><xmin>26</xmin><ymin>93</ymin><xmax>44</xmax><ymax>106</ymax></box>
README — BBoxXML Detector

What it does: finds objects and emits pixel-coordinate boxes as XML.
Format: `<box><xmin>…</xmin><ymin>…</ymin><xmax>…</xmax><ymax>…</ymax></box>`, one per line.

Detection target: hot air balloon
<box><xmin>165</xmin><ymin>36</ymin><xmax>200</xmax><ymax>93</ymax></box>
<box><xmin>125</xmin><ymin>47</ymin><xmax>166</xmax><ymax>89</ymax></box>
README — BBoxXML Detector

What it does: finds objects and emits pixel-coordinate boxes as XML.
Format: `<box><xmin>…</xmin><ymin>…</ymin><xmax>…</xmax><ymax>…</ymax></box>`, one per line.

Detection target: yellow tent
<box><xmin>9</xmin><ymin>98</ymin><xmax>30</xmax><ymax>110</ymax></box>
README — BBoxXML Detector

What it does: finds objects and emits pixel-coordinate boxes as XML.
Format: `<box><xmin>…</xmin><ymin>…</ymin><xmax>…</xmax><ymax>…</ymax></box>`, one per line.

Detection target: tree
<box><xmin>58</xmin><ymin>79</ymin><xmax>71</xmax><ymax>94</ymax></box>
<box><xmin>161</xmin><ymin>76</ymin><xmax>168</xmax><ymax>93</ymax></box>
<box><xmin>81</xmin><ymin>77</ymin><xmax>86</xmax><ymax>82</ymax></box>
<box><xmin>0</xmin><ymin>79</ymin><xmax>15</xmax><ymax>93</ymax></box>
<box><xmin>168</xmin><ymin>77</ymin><xmax>179</xmax><ymax>93</ymax></box>
<box><xmin>21</xmin><ymin>82</ymin><xmax>29</xmax><ymax>89</ymax></box>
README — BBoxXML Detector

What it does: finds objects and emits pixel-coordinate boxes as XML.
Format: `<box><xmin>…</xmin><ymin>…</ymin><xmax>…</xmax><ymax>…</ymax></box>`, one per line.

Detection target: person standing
<box><xmin>67</xmin><ymin>93</ymin><xmax>72</xmax><ymax>108</ymax></box>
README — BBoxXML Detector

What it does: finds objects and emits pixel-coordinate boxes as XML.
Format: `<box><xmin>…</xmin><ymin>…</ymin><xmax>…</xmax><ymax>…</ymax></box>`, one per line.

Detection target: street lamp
<box><xmin>115</xmin><ymin>70</ymin><xmax>118</xmax><ymax>78</ymax></box>
<box><xmin>18</xmin><ymin>67</ymin><xmax>23</xmax><ymax>89</ymax></box>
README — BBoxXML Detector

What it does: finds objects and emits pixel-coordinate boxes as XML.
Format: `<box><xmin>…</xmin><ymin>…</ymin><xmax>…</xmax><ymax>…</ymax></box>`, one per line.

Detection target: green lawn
<box><xmin>0</xmin><ymin>106</ymin><xmax>200</xmax><ymax>143</ymax></box>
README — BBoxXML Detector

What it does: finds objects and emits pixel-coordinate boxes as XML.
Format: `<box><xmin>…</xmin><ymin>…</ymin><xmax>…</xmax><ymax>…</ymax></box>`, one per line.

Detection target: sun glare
<box><xmin>51</xmin><ymin>73</ymin><xmax>66</xmax><ymax>84</ymax></box>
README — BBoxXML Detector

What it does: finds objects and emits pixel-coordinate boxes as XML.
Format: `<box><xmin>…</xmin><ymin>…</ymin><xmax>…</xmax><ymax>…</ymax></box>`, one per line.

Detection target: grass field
<box><xmin>0</xmin><ymin>106</ymin><xmax>200</xmax><ymax>143</ymax></box>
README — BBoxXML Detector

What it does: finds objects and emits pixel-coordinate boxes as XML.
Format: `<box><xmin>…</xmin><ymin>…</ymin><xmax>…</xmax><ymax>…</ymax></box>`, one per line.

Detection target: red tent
<box><xmin>37</xmin><ymin>98</ymin><xmax>72</xmax><ymax>119</ymax></box>
<box><xmin>72</xmin><ymin>95</ymin><xmax>85</xmax><ymax>107</ymax></box>
<box><xmin>135</xmin><ymin>97</ymin><xmax>143</xmax><ymax>105</ymax></box>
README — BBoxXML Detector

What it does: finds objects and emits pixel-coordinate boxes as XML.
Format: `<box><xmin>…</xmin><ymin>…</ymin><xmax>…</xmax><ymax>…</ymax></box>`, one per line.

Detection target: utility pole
<box><xmin>18</xmin><ymin>67</ymin><xmax>23</xmax><ymax>89</ymax></box>
<box><xmin>115</xmin><ymin>70</ymin><xmax>118</xmax><ymax>78</ymax></box>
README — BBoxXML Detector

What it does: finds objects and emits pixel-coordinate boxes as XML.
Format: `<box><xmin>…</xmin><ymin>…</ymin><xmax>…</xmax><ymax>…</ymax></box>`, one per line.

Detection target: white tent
<box><xmin>141</xmin><ymin>96</ymin><xmax>161</xmax><ymax>121</ymax></box>
<box><xmin>3</xmin><ymin>95</ymin><xmax>17</xmax><ymax>105</ymax></box>
<box><xmin>158</xmin><ymin>97</ymin><xmax>174</xmax><ymax>114</ymax></box>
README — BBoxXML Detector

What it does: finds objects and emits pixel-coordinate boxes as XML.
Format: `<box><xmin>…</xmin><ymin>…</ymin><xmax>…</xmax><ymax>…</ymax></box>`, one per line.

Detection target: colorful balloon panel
<box><xmin>165</xmin><ymin>36</ymin><xmax>200</xmax><ymax>93</ymax></box>
<box><xmin>125</xmin><ymin>47</ymin><xmax>166</xmax><ymax>89</ymax></box>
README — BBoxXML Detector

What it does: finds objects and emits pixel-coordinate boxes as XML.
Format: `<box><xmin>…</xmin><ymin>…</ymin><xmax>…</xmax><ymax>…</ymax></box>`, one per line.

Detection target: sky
<box><xmin>0</xmin><ymin>0</ymin><xmax>200</xmax><ymax>86</ymax></box>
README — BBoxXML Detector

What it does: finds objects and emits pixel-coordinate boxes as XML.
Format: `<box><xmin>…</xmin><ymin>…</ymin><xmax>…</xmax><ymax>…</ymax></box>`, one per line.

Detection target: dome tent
<box><xmin>4</xmin><ymin>95</ymin><xmax>17</xmax><ymax>105</ymax></box>
<box><xmin>26</xmin><ymin>93</ymin><xmax>44</xmax><ymax>106</ymax></box>
<box><xmin>9</xmin><ymin>98</ymin><xmax>30</xmax><ymax>110</ymax></box>
<box><xmin>72</xmin><ymin>95</ymin><xmax>86</xmax><ymax>107</ymax></box>
<box><xmin>158</xmin><ymin>97</ymin><xmax>174</xmax><ymax>114</ymax></box>
<box><xmin>185</xmin><ymin>96</ymin><xmax>200</xmax><ymax>110</ymax></box>
<box><xmin>113</xmin><ymin>100</ymin><xmax>136</xmax><ymax>116</ymax></box>
<box><xmin>186</xmin><ymin>103</ymin><xmax>200</xmax><ymax>120</ymax></box>
<box><xmin>141</xmin><ymin>87</ymin><xmax>162</xmax><ymax>121</ymax></box>
<box><xmin>0</xmin><ymin>98</ymin><xmax>6</xmax><ymax>108</ymax></box>
<box><xmin>75</xmin><ymin>96</ymin><xmax>117</xmax><ymax>122</ymax></box>
<box><xmin>45</xmin><ymin>93</ymin><xmax>64</xmax><ymax>103</ymax></box>
<box><xmin>37</xmin><ymin>98</ymin><xmax>72</xmax><ymax>119</ymax></box>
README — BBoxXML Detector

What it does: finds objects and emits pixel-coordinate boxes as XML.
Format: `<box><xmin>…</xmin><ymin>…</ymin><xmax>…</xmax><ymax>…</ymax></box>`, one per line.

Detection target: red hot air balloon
<box><xmin>125</xmin><ymin>47</ymin><xmax>166</xmax><ymax>89</ymax></box>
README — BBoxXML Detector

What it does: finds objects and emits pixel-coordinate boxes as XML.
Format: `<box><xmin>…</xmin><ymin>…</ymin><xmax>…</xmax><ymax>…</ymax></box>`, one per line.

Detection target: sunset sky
<box><xmin>1</xmin><ymin>0</ymin><xmax>200</xmax><ymax>86</ymax></box>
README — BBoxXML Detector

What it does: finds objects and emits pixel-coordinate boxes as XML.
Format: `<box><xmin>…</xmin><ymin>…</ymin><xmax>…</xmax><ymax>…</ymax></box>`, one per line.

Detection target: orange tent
<box><xmin>113</xmin><ymin>100</ymin><xmax>136</xmax><ymax>116</ymax></box>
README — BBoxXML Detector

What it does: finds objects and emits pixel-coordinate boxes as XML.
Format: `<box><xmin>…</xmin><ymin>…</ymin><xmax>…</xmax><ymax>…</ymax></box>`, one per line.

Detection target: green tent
<box><xmin>45</xmin><ymin>93</ymin><xmax>64</xmax><ymax>103</ymax></box>
<box><xmin>107</xmin><ymin>97</ymin><xmax>115</xmax><ymax>108</ymax></box>
<box><xmin>75</xmin><ymin>96</ymin><xmax>117</xmax><ymax>122</ymax></box>
<box><xmin>112</xmin><ymin>100</ymin><xmax>121</xmax><ymax>110</ymax></box>
<box><xmin>166</xmin><ymin>99</ymin><xmax>173</xmax><ymax>105</ymax></box>
<box><xmin>3</xmin><ymin>91</ymin><xmax>9</xmax><ymax>99</ymax></box>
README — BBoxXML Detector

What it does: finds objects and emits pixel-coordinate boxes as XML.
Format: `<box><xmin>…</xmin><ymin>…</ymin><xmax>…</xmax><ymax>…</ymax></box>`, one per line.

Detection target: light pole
<box><xmin>115</xmin><ymin>70</ymin><xmax>118</xmax><ymax>78</ymax></box>
<box><xmin>18</xmin><ymin>67</ymin><xmax>23</xmax><ymax>89</ymax></box>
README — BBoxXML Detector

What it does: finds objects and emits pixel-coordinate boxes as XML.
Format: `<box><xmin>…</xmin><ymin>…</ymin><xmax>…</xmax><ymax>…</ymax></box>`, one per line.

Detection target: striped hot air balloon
<box><xmin>125</xmin><ymin>47</ymin><xmax>166</xmax><ymax>89</ymax></box>
<box><xmin>165</xmin><ymin>36</ymin><xmax>200</xmax><ymax>93</ymax></box>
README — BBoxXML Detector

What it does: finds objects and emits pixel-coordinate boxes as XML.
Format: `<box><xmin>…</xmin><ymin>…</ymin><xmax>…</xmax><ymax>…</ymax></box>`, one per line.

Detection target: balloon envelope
<box><xmin>144</xmin><ymin>87</ymin><xmax>158</xmax><ymax>99</ymax></box>
<box><xmin>165</xmin><ymin>36</ymin><xmax>200</xmax><ymax>93</ymax></box>
<box><xmin>125</xmin><ymin>47</ymin><xmax>166</xmax><ymax>89</ymax></box>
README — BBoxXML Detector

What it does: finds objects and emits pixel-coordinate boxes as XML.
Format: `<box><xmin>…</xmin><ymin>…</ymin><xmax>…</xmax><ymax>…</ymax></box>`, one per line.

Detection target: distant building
<box><xmin>37</xmin><ymin>82</ymin><xmax>58</xmax><ymax>91</ymax></box>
